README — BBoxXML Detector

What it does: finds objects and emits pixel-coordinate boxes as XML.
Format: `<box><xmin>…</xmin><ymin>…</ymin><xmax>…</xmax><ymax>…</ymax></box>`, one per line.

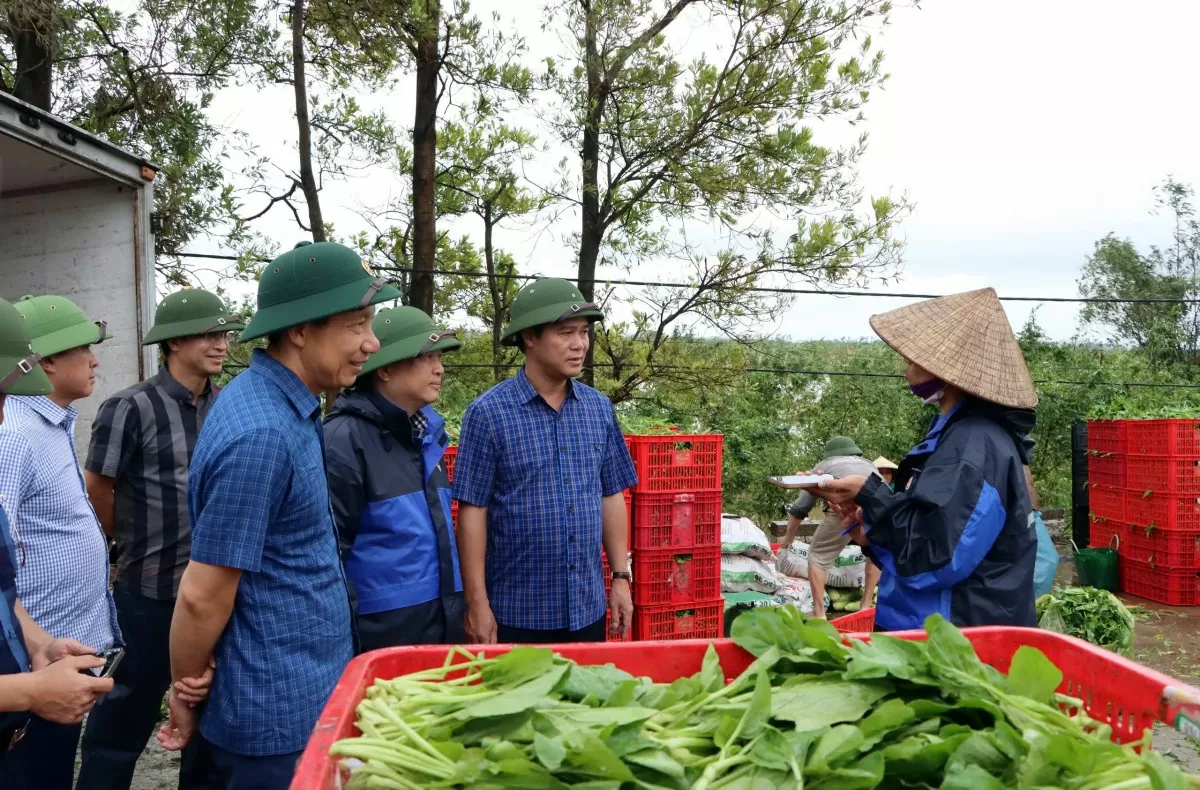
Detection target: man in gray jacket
<box><xmin>780</xmin><ymin>436</ymin><xmax>881</xmax><ymax>619</ymax></box>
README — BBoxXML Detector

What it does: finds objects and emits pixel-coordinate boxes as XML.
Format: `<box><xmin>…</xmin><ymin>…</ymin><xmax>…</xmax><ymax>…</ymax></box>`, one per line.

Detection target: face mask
<box><xmin>909</xmin><ymin>377</ymin><xmax>945</xmax><ymax>404</ymax></box>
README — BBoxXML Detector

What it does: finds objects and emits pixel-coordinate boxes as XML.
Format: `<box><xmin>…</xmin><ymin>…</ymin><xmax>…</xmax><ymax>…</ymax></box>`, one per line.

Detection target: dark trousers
<box><xmin>77</xmin><ymin>584</ymin><xmax>218</xmax><ymax>790</ymax></box>
<box><xmin>357</xmin><ymin>594</ymin><xmax>466</xmax><ymax>653</ymax></box>
<box><xmin>497</xmin><ymin>616</ymin><xmax>606</xmax><ymax>645</ymax></box>
<box><xmin>209</xmin><ymin>742</ymin><xmax>303</xmax><ymax>790</ymax></box>
<box><xmin>0</xmin><ymin>715</ymin><xmax>80</xmax><ymax>790</ymax></box>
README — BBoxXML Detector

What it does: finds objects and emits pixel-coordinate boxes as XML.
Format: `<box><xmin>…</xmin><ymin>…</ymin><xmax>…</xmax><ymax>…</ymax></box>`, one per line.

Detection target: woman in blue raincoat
<box><xmin>813</xmin><ymin>288</ymin><xmax>1040</xmax><ymax>631</ymax></box>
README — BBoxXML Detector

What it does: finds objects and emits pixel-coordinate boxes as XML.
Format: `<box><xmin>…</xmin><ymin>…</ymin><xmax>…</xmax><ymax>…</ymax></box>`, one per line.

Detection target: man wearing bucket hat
<box><xmin>323</xmin><ymin>306</ymin><xmax>465</xmax><ymax>650</ymax></box>
<box><xmin>160</xmin><ymin>241</ymin><xmax>396</xmax><ymax>786</ymax></box>
<box><xmin>454</xmin><ymin>278</ymin><xmax>638</xmax><ymax>645</ymax></box>
<box><xmin>780</xmin><ymin>436</ymin><xmax>881</xmax><ymax>620</ymax></box>
<box><xmin>812</xmin><ymin>288</ymin><xmax>1038</xmax><ymax>631</ymax></box>
<box><xmin>0</xmin><ymin>296</ymin><xmax>118</xmax><ymax>785</ymax></box>
<box><xmin>0</xmin><ymin>294</ymin><xmax>120</xmax><ymax>787</ymax></box>
<box><xmin>77</xmin><ymin>287</ymin><xmax>243</xmax><ymax>790</ymax></box>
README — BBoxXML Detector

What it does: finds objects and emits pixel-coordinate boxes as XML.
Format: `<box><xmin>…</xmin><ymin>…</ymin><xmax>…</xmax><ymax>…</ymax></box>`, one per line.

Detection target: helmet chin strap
<box><xmin>0</xmin><ymin>353</ymin><xmax>40</xmax><ymax>393</ymax></box>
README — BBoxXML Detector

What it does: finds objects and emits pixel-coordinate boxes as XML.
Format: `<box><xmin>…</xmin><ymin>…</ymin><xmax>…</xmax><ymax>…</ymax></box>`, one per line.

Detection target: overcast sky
<box><xmin>195</xmin><ymin>0</ymin><xmax>1200</xmax><ymax>343</ymax></box>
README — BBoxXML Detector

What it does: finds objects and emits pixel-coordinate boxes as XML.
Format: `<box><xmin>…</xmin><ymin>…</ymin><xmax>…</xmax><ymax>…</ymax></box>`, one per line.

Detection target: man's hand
<box><xmin>31</xmin><ymin>638</ymin><xmax>97</xmax><ymax>672</ymax></box>
<box><xmin>28</xmin><ymin>654</ymin><xmax>114</xmax><ymax>724</ymax></box>
<box><xmin>609</xmin><ymin>579</ymin><xmax>633</xmax><ymax>639</ymax></box>
<box><xmin>465</xmin><ymin>602</ymin><xmax>498</xmax><ymax>644</ymax></box>
<box><xmin>778</xmin><ymin>534</ymin><xmax>794</xmax><ymax>549</ymax></box>
<box><xmin>814</xmin><ymin>474</ymin><xmax>868</xmax><ymax>505</ymax></box>
<box><xmin>173</xmin><ymin>658</ymin><xmax>215</xmax><ymax>706</ymax></box>
<box><xmin>157</xmin><ymin>688</ymin><xmax>199</xmax><ymax>751</ymax></box>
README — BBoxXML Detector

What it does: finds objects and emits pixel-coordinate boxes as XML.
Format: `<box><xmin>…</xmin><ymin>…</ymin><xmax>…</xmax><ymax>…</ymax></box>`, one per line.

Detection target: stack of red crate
<box><xmin>624</xmin><ymin>432</ymin><xmax>724</xmax><ymax>641</ymax></box>
<box><xmin>1088</xmin><ymin>419</ymin><xmax>1200</xmax><ymax>605</ymax></box>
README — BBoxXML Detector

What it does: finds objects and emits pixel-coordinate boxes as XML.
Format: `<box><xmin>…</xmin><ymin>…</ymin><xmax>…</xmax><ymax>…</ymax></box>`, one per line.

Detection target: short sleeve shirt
<box><xmin>452</xmin><ymin>368</ymin><xmax>638</xmax><ymax>631</ymax></box>
<box><xmin>189</xmin><ymin>349</ymin><xmax>353</xmax><ymax>757</ymax></box>
<box><xmin>85</xmin><ymin>367</ymin><xmax>217</xmax><ymax>600</ymax></box>
<box><xmin>0</xmin><ymin>396</ymin><xmax>119</xmax><ymax>651</ymax></box>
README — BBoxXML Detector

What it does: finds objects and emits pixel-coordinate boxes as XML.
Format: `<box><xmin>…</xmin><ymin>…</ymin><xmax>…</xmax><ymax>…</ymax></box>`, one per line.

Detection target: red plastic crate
<box><xmin>1122</xmin><ymin>525</ymin><xmax>1200</xmax><ymax>569</ymax></box>
<box><xmin>633</xmin><ymin>599</ymin><xmax>723</xmax><ymax>641</ymax></box>
<box><xmin>1126</xmin><ymin>455</ymin><xmax>1200</xmax><ymax>495</ymax></box>
<box><xmin>1120</xmin><ymin>558</ymin><xmax>1199</xmax><ymax>606</ymax></box>
<box><xmin>1089</xmin><ymin>485</ymin><xmax>1125</xmax><ymax>521</ymax></box>
<box><xmin>1088</xmin><ymin>517</ymin><xmax>1124</xmax><ymax>550</ymax></box>
<box><xmin>442</xmin><ymin>445</ymin><xmax>456</xmax><ymax>481</ymax></box>
<box><xmin>631</xmin><ymin>546</ymin><xmax>720</xmax><ymax>606</ymax></box>
<box><xmin>1124</xmin><ymin>489</ymin><xmax>1200</xmax><ymax>531</ymax></box>
<box><xmin>1088</xmin><ymin>419</ymin><xmax>1128</xmax><ymax>455</ymax></box>
<box><xmin>630</xmin><ymin>491</ymin><xmax>721</xmax><ymax>550</ymax></box>
<box><xmin>1125</xmin><ymin>419</ymin><xmax>1200</xmax><ymax>457</ymax></box>
<box><xmin>628</xmin><ymin>433</ymin><xmax>723</xmax><ymax>493</ymax></box>
<box><xmin>1088</xmin><ymin>453</ymin><xmax>1126</xmax><ymax>488</ymax></box>
<box><xmin>296</xmin><ymin>629</ymin><xmax>1200</xmax><ymax>788</ymax></box>
<box><xmin>829</xmin><ymin>606</ymin><xmax>876</xmax><ymax>633</ymax></box>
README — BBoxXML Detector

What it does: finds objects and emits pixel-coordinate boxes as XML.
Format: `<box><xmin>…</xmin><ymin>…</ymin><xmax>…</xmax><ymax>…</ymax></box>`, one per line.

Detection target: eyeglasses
<box><xmin>200</xmin><ymin>331</ymin><xmax>237</xmax><ymax>343</ymax></box>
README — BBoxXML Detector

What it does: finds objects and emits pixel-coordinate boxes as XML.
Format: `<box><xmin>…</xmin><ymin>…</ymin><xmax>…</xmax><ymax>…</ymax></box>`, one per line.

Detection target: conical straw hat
<box><xmin>869</xmin><ymin>288</ymin><xmax>1037</xmax><ymax>409</ymax></box>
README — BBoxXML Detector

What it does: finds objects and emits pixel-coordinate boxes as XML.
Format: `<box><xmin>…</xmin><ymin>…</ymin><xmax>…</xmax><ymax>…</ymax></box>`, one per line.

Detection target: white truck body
<box><xmin>0</xmin><ymin>93</ymin><xmax>157</xmax><ymax>454</ymax></box>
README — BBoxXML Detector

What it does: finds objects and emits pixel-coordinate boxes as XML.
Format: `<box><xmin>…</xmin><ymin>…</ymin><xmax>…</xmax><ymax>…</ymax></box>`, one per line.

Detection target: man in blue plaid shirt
<box><xmin>454</xmin><ymin>278</ymin><xmax>637</xmax><ymax>644</ymax></box>
<box><xmin>159</xmin><ymin>242</ymin><xmax>398</xmax><ymax>787</ymax></box>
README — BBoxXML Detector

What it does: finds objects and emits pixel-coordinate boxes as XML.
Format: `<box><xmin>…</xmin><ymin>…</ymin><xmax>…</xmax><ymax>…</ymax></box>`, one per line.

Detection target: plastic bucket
<box><xmin>1073</xmin><ymin>535</ymin><xmax>1120</xmax><ymax>591</ymax></box>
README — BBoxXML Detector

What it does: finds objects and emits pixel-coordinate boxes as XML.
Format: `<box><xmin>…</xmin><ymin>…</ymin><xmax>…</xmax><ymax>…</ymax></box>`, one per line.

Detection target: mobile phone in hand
<box><xmin>767</xmin><ymin>474</ymin><xmax>833</xmax><ymax>489</ymax></box>
<box><xmin>87</xmin><ymin>646</ymin><xmax>125</xmax><ymax>679</ymax></box>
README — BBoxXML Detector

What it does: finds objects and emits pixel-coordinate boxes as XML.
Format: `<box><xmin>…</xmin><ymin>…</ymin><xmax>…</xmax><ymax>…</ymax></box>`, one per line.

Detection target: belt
<box><xmin>1</xmin><ymin>717</ymin><xmax>28</xmax><ymax>751</ymax></box>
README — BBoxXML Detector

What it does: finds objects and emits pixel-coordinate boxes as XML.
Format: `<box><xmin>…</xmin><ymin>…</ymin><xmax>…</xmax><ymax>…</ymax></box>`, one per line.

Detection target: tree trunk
<box><xmin>578</xmin><ymin>5</ymin><xmax>605</xmax><ymax>385</ymax></box>
<box><xmin>11</xmin><ymin>23</ymin><xmax>54</xmax><ymax>111</ymax></box>
<box><xmin>483</xmin><ymin>204</ymin><xmax>505</xmax><ymax>383</ymax></box>
<box><xmin>409</xmin><ymin>0</ymin><xmax>440</xmax><ymax>315</ymax></box>
<box><xmin>291</xmin><ymin>0</ymin><xmax>324</xmax><ymax>241</ymax></box>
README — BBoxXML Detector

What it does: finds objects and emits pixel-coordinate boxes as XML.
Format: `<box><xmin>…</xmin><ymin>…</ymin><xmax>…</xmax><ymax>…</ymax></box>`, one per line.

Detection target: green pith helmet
<box><xmin>14</xmin><ymin>294</ymin><xmax>109</xmax><ymax>358</ymax></box>
<box><xmin>500</xmin><ymin>277</ymin><xmax>604</xmax><ymax>347</ymax></box>
<box><xmin>142</xmin><ymin>288</ymin><xmax>246</xmax><ymax>345</ymax></box>
<box><xmin>0</xmin><ymin>297</ymin><xmax>52</xmax><ymax>395</ymax></box>
<box><xmin>240</xmin><ymin>241</ymin><xmax>401</xmax><ymax>342</ymax></box>
<box><xmin>823</xmin><ymin>436</ymin><xmax>863</xmax><ymax>457</ymax></box>
<box><xmin>358</xmin><ymin>307</ymin><xmax>461</xmax><ymax>379</ymax></box>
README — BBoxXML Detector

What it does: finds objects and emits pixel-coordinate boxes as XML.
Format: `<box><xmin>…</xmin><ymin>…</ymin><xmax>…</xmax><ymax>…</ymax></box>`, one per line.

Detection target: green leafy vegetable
<box><xmin>1037</xmin><ymin>586</ymin><xmax>1137</xmax><ymax>656</ymax></box>
<box><xmin>332</xmin><ymin>610</ymin><xmax>1200</xmax><ymax>789</ymax></box>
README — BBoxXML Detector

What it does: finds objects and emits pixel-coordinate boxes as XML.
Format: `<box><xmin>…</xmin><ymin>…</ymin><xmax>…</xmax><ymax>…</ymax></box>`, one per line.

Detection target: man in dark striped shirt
<box><xmin>77</xmin><ymin>289</ymin><xmax>242</xmax><ymax>790</ymax></box>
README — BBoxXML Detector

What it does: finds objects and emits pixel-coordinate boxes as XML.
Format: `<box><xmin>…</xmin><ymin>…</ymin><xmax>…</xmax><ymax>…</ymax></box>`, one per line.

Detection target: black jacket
<box><xmin>857</xmin><ymin>398</ymin><xmax>1037</xmax><ymax>631</ymax></box>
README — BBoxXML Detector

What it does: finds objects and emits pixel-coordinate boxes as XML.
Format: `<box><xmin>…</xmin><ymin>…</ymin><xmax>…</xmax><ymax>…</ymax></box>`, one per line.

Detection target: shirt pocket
<box><xmin>496</xmin><ymin>420</ymin><xmax>554</xmax><ymax>488</ymax></box>
<box><xmin>567</xmin><ymin>421</ymin><xmax>608</xmax><ymax>489</ymax></box>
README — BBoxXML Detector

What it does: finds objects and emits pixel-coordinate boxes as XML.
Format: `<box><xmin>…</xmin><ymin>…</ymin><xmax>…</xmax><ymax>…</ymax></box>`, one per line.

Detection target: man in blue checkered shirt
<box><xmin>454</xmin><ymin>278</ymin><xmax>638</xmax><ymax>645</ymax></box>
<box><xmin>158</xmin><ymin>242</ymin><xmax>397</xmax><ymax>787</ymax></box>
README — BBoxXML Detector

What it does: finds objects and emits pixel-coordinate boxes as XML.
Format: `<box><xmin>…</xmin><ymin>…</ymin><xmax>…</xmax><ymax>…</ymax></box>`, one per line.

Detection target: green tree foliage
<box><xmin>0</xmin><ymin>0</ymin><xmax>277</xmax><ymax>284</ymax></box>
<box><xmin>542</xmin><ymin>0</ymin><xmax>911</xmax><ymax>382</ymax></box>
<box><xmin>1079</xmin><ymin>177</ymin><xmax>1200</xmax><ymax>364</ymax></box>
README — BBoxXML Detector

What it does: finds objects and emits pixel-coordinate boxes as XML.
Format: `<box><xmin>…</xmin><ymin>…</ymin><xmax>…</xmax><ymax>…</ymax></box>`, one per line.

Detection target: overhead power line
<box><xmin>174</xmin><ymin>251</ymin><xmax>1200</xmax><ymax>305</ymax></box>
<box><xmin>443</xmin><ymin>362</ymin><xmax>1200</xmax><ymax>390</ymax></box>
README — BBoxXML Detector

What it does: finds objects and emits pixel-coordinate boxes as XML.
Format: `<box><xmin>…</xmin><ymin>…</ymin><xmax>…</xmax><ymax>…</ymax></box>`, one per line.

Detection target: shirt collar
<box><xmin>515</xmin><ymin>366</ymin><xmax>577</xmax><ymax>404</ymax></box>
<box><xmin>153</xmin><ymin>366</ymin><xmax>214</xmax><ymax>405</ymax></box>
<box><xmin>22</xmin><ymin>395</ymin><xmax>75</xmax><ymax>428</ymax></box>
<box><xmin>249</xmin><ymin>348</ymin><xmax>321</xmax><ymax>420</ymax></box>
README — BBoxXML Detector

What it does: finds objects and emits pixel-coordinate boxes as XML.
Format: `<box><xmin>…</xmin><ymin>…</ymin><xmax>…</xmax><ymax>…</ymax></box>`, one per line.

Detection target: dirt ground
<box><xmin>114</xmin><ymin>554</ymin><xmax>1200</xmax><ymax>787</ymax></box>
